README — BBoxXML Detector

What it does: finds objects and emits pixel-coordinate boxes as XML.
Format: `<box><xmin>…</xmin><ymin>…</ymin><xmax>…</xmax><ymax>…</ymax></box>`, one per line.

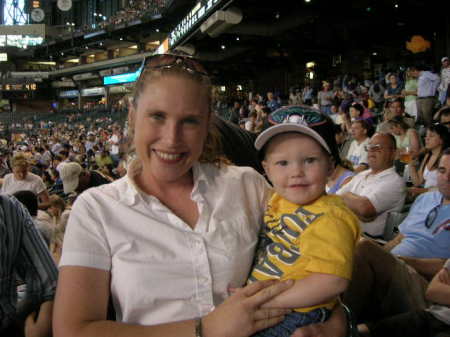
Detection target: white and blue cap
<box><xmin>255</xmin><ymin>108</ymin><xmax>331</xmax><ymax>154</ymax></box>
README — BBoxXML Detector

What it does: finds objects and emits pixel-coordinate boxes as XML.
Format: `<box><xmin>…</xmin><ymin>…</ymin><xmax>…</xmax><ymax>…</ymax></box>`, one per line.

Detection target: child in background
<box><xmin>249</xmin><ymin>111</ymin><xmax>360</xmax><ymax>337</ymax></box>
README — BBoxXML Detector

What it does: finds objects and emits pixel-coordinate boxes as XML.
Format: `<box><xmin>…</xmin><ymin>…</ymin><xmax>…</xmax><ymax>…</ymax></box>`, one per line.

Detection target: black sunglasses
<box><xmin>425</xmin><ymin>204</ymin><xmax>440</xmax><ymax>228</ymax></box>
<box><xmin>140</xmin><ymin>53</ymin><xmax>209</xmax><ymax>78</ymax></box>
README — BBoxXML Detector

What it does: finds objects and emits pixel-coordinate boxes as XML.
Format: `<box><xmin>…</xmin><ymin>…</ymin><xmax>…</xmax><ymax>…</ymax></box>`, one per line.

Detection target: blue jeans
<box><xmin>252</xmin><ymin>308</ymin><xmax>330</xmax><ymax>337</ymax></box>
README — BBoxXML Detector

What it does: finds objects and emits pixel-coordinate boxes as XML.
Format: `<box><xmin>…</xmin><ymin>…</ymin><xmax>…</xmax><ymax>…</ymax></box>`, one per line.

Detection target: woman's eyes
<box><xmin>149</xmin><ymin>113</ymin><xmax>164</xmax><ymax>121</ymax></box>
<box><xmin>183</xmin><ymin>117</ymin><xmax>200</xmax><ymax>125</ymax></box>
<box><xmin>148</xmin><ymin>114</ymin><xmax>200</xmax><ymax>125</ymax></box>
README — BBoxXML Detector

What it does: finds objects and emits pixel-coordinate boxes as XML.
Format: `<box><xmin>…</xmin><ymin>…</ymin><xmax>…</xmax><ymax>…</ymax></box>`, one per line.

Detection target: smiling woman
<box><xmin>53</xmin><ymin>54</ymin><xmax>301</xmax><ymax>337</ymax></box>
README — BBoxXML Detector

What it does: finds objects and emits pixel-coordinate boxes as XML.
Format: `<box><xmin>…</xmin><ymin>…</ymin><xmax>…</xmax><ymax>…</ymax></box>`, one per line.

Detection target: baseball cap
<box><xmin>255</xmin><ymin>105</ymin><xmax>332</xmax><ymax>154</ymax></box>
<box><xmin>59</xmin><ymin>162</ymin><xmax>82</xmax><ymax>194</ymax></box>
<box><xmin>442</xmin><ymin>56</ymin><xmax>449</xmax><ymax>63</ymax></box>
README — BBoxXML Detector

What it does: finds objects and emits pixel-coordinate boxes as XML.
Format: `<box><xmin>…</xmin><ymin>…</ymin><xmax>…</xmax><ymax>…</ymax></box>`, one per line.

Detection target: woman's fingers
<box><xmin>242</xmin><ymin>280</ymin><xmax>278</xmax><ymax>297</ymax></box>
<box><xmin>246</xmin><ymin>280</ymin><xmax>294</xmax><ymax>308</ymax></box>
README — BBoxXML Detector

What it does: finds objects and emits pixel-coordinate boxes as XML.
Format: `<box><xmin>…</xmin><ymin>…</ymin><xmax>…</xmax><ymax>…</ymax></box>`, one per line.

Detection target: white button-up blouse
<box><xmin>60</xmin><ymin>162</ymin><xmax>270</xmax><ymax>325</ymax></box>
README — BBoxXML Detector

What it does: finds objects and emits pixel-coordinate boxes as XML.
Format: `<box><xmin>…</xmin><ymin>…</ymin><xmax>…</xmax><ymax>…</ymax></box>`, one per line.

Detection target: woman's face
<box><xmin>389</xmin><ymin>75</ymin><xmax>397</xmax><ymax>85</ymax></box>
<box><xmin>389</xmin><ymin>124</ymin><xmax>403</xmax><ymax>136</ymax></box>
<box><xmin>425</xmin><ymin>130</ymin><xmax>443</xmax><ymax>150</ymax></box>
<box><xmin>13</xmin><ymin>165</ymin><xmax>28</xmax><ymax>180</ymax></box>
<box><xmin>130</xmin><ymin>75</ymin><xmax>210</xmax><ymax>184</ymax></box>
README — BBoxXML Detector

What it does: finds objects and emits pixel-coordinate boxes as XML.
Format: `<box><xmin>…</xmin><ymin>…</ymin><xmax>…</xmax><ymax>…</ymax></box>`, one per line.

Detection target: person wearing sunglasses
<box><xmin>343</xmin><ymin>147</ymin><xmax>450</xmax><ymax>336</ymax></box>
<box><xmin>337</xmin><ymin>133</ymin><xmax>406</xmax><ymax>238</ymax></box>
<box><xmin>53</xmin><ymin>54</ymin><xmax>348</xmax><ymax>337</ymax></box>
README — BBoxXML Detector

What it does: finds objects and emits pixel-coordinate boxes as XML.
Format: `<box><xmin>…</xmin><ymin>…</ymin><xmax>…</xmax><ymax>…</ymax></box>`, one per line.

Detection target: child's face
<box><xmin>263</xmin><ymin>133</ymin><xmax>332</xmax><ymax>205</ymax></box>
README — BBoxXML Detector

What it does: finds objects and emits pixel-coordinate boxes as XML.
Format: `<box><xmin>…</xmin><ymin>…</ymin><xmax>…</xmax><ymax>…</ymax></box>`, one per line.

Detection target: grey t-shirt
<box><xmin>426</xmin><ymin>259</ymin><xmax>450</xmax><ymax>325</ymax></box>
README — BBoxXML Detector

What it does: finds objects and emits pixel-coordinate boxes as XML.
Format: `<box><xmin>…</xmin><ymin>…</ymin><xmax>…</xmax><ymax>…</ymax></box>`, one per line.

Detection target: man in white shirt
<box><xmin>337</xmin><ymin>133</ymin><xmax>406</xmax><ymax>237</ymax></box>
<box><xmin>108</xmin><ymin>127</ymin><xmax>121</xmax><ymax>165</ymax></box>
<box><xmin>346</xmin><ymin>120</ymin><xmax>371</xmax><ymax>173</ymax></box>
<box><xmin>411</xmin><ymin>65</ymin><xmax>440</xmax><ymax>126</ymax></box>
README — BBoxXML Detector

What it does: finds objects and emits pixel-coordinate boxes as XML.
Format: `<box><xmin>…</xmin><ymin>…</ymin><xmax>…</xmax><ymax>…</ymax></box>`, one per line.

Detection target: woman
<box><xmin>408</xmin><ymin>123</ymin><xmax>449</xmax><ymax>198</ymax></box>
<box><xmin>402</xmin><ymin>68</ymin><xmax>418</xmax><ymax>120</ymax></box>
<box><xmin>317</xmin><ymin>81</ymin><xmax>334</xmax><ymax>115</ymax></box>
<box><xmin>1</xmin><ymin>152</ymin><xmax>50</xmax><ymax>208</ymax></box>
<box><xmin>54</xmin><ymin>54</ymin><xmax>332</xmax><ymax>337</ymax></box>
<box><xmin>384</xmin><ymin>74</ymin><xmax>403</xmax><ymax>101</ymax></box>
<box><xmin>326</xmin><ymin>159</ymin><xmax>354</xmax><ymax>194</ymax></box>
<box><xmin>387</xmin><ymin>116</ymin><xmax>421</xmax><ymax>159</ymax></box>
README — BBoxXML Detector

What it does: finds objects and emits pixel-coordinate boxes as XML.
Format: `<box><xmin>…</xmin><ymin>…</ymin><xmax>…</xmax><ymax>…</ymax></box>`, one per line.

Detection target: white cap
<box><xmin>255</xmin><ymin>118</ymin><xmax>331</xmax><ymax>154</ymax></box>
<box><xmin>442</xmin><ymin>56</ymin><xmax>449</xmax><ymax>63</ymax></box>
<box><xmin>59</xmin><ymin>162</ymin><xmax>82</xmax><ymax>194</ymax></box>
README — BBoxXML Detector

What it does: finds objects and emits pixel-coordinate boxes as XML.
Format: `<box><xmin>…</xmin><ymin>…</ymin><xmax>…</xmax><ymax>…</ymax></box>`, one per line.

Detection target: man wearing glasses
<box><xmin>342</xmin><ymin>148</ymin><xmax>450</xmax><ymax>333</ymax></box>
<box><xmin>337</xmin><ymin>133</ymin><xmax>406</xmax><ymax>237</ymax></box>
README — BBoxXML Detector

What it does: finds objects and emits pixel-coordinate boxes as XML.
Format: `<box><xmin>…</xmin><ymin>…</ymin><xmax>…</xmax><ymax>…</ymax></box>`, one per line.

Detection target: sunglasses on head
<box><xmin>141</xmin><ymin>53</ymin><xmax>209</xmax><ymax>78</ymax></box>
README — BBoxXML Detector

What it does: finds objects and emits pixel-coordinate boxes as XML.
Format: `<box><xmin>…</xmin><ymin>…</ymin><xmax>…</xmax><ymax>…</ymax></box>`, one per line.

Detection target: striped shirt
<box><xmin>0</xmin><ymin>194</ymin><xmax>58</xmax><ymax>330</ymax></box>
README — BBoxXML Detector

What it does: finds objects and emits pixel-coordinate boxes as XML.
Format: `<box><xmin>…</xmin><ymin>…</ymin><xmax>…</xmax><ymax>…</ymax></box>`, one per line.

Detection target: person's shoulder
<box><xmin>320</xmin><ymin>195</ymin><xmax>358</xmax><ymax>216</ymax></box>
<box><xmin>415</xmin><ymin>190</ymin><xmax>442</xmax><ymax>205</ymax></box>
<box><xmin>0</xmin><ymin>193</ymin><xmax>14</xmax><ymax>206</ymax></box>
<box><xmin>312</xmin><ymin>195</ymin><xmax>360</xmax><ymax>230</ymax></box>
<box><xmin>3</xmin><ymin>172</ymin><xmax>12</xmax><ymax>179</ymax></box>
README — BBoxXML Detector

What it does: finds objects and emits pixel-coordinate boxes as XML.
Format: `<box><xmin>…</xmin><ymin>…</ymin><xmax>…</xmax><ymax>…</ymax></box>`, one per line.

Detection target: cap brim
<box><xmin>255</xmin><ymin>123</ymin><xmax>331</xmax><ymax>154</ymax></box>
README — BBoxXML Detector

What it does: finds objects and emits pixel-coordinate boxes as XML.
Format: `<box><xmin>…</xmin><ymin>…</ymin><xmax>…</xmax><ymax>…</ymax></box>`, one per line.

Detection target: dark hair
<box><xmin>389</xmin><ymin>97</ymin><xmax>405</xmax><ymax>108</ymax></box>
<box><xmin>333</xmin><ymin>124</ymin><xmax>344</xmax><ymax>134</ymax></box>
<box><xmin>439</xmin><ymin>107</ymin><xmax>450</xmax><ymax>118</ymax></box>
<box><xmin>353</xmin><ymin>119</ymin><xmax>374</xmax><ymax>137</ymax></box>
<box><xmin>443</xmin><ymin>147</ymin><xmax>450</xmax><ymax>156</ymax></box>
<box><xmin>350</xmin><ymin>103</ymin><xmax>364</xmax><ymax>116</ymax></box>
<box><xmin>428</xmin><ymin>123</ymin><xmax>450</xmax><ymax>149</ymax></box>
<box><xmin>13</xmin><ymin>190</ymin><xmax>38</xmax><ymax>217</ymax></box>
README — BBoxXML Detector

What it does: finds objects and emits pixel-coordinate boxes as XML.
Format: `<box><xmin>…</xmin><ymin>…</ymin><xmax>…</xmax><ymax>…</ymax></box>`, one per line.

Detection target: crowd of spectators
<box><xmin>0</xmin><ymin>55</ymin><xmax>449</xmax><ymax>337</ymax></box>
<box><xmin>79</xmin><ymin>0</ymin><xmax>169</xmax><ymax>34</ymax></box>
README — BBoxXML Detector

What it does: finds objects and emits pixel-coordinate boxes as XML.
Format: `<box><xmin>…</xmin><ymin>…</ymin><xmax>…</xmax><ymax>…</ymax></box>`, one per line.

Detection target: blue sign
<box><xmin>103</xmin><ymin>71</ymin><xmax>140</xmax><ymax>85</ymax></box>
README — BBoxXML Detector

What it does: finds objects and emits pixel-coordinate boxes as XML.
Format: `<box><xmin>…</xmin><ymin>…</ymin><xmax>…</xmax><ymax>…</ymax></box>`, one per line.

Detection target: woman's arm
<box><xmin>407</xmin><ymin>129</ymin><xmax>421</xmax><ymax>157</ymax></box>
<box><xmin>409</xmin><ymin>157</ymin><xmax>425</xmax><ymax>187</ymax></box>
<box><xmin>53</xmin><ymin>266</ymin><xmax>293</xmax><ymax>337</ymax></box>
<box><xmin>261</xmin><ymin>274</ymin><xmax>349</xmax><ymax>309</ymax></box>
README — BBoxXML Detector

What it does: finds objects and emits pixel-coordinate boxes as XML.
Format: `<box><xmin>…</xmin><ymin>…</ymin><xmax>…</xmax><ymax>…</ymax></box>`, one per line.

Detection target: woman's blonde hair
<box><xmin>11</xmin><ymin>153</ymin><xmax>29</xmax><ymax>168</ymax></box>
<box><xmin>129</xmin><ymin>63</ymin><xmax>228</xmax><ymax>167</ymax></box>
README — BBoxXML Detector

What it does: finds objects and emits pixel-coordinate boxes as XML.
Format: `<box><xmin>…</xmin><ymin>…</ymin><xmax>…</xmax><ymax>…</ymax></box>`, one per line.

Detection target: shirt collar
<box><xmin>119</xmin><ymin>159</ymin><xmax>209</xmax><ymax>206</ymax></box>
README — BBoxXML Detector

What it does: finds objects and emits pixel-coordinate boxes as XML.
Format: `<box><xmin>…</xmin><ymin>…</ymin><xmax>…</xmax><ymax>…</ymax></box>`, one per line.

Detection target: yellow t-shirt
<box><xmin>248</xmin><ymin>193</ymin><xmax>360</xmax><ymax>312</ymax></box>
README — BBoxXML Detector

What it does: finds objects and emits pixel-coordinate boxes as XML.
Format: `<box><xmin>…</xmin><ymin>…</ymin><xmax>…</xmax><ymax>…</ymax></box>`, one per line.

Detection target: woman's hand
<box><xmin>202</xmin><ymin>280</ymin><xmax>294</xmax><ymax>337</ymax></box>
